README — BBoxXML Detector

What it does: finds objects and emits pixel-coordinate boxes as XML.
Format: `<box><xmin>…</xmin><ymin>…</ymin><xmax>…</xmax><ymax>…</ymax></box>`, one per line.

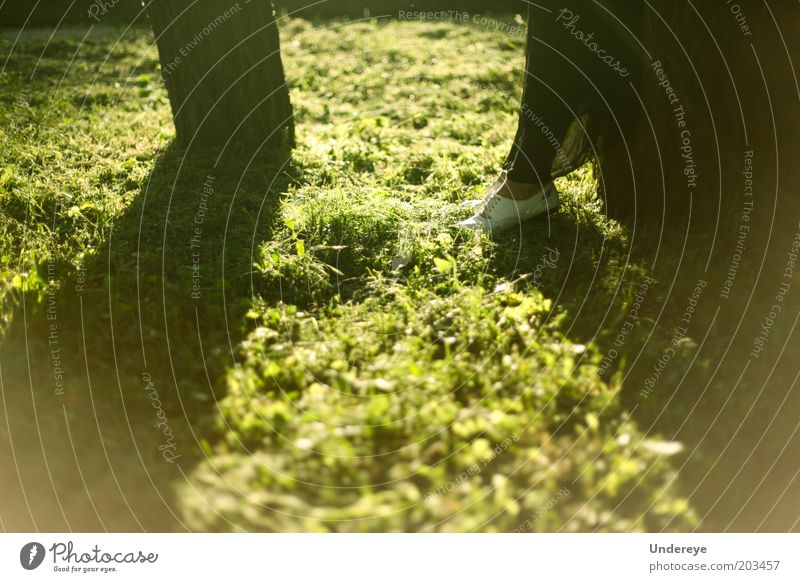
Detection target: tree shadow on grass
<box><xmin>0</xmin><ymin>140</ymin><xmax>297</xmax><ymax>531</ymax></box>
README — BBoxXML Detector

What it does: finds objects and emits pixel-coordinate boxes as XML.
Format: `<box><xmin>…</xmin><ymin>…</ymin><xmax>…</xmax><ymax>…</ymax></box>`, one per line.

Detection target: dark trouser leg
<box><xmin>504</xmin><ymin>0</ymin><xmax>645</xmax><ymax>184</ymax></box>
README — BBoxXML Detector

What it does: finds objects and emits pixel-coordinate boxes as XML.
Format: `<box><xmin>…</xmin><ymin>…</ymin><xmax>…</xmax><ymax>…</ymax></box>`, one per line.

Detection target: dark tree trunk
<box><xmin>149</xmin><ymin>0</ymin><xmax>294</xmax><ymax>149</ymax></box>
<box><xmin>602</xmin><ymin>2</ymin><xmax>800</xmax><ymax>531</ymax></box>
<box><xmin>598</xmin><ymin>1</ymin><xmax>798</xmax><ymax>229</ymax></box>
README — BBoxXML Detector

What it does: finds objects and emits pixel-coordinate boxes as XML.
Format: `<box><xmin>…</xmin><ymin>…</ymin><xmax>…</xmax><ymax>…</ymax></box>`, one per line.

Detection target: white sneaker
<box><xmin>461</xmin><ymin>170</ymin><xmax>508</xmax><ymax>210</ymax></box>
<box><xmin>459</xmin><ymin>178</ymin><xmax>560</xmax><ymax>234</ymax></box>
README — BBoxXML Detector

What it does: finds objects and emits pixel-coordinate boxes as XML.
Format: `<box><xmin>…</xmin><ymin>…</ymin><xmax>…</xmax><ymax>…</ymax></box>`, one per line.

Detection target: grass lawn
<box><xmin>3</xmin><ymin>16</ymin><xmax>793</xmax><ymax>532</ymax></box>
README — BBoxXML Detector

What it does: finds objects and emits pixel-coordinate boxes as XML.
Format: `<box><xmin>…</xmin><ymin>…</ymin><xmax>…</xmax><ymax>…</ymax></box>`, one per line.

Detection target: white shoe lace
<box><xmin>478</xmin><ymin>172</ymin><xmax>508</xmax><ymax>219</ymax></box>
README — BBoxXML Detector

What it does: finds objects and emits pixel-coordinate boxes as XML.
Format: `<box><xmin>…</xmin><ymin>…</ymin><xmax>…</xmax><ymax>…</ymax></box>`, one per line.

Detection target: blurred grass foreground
<box><xmin>0</xmin><ymin>13</ymin><xmax>795</xmax><ymax>532</ymax></box>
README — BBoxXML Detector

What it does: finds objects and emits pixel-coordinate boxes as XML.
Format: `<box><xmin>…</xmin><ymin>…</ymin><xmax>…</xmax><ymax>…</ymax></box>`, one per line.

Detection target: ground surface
<box><xmin>1</xmin><ymin>17</ymin><xmax>796</xmax><ymax>532</ymax></box>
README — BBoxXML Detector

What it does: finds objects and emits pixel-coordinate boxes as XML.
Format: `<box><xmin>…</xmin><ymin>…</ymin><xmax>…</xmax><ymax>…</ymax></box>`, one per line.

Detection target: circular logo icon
<box><xmin>20</xmin><ymin>542</ymin><xmax>46</xmax><ymax>570</ymax></box>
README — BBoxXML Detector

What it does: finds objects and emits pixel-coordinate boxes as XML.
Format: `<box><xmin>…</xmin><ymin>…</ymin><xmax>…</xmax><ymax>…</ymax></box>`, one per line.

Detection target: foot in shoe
<box><xmin>459</xmin><ymin>176</ymin><xmax>560</xmax><ymax>234</ymax></box>
<box><xmin>461</xmin><ymin>170</ymin><xmax>507</xmax><ymax>209</ymax></box>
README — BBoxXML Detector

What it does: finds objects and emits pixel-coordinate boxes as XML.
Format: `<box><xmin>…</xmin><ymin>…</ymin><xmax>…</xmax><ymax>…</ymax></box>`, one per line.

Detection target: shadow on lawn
<box><xmin>489</xmin><ymin>187</ymin><xmax>800</xmax><ymax>532</ymax></box>
<box><xmin>0</xmin><ymin>140</ymin><xmax>297</xmax><ymax>531</ymax></box>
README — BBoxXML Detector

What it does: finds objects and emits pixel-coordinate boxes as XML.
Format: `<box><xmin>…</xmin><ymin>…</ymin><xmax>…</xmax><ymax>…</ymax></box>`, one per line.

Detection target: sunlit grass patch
<box><xmin>0</xmin><ymin>18</ymin><xmax>694</xmax><ymax>532</ymax></box>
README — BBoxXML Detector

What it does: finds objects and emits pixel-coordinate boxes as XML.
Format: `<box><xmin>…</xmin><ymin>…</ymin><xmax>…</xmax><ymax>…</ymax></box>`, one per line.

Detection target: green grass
<box><xmin>0</xmin><ymin>17</ymin><xmax>709</xmax><ymax>531</ymax></box>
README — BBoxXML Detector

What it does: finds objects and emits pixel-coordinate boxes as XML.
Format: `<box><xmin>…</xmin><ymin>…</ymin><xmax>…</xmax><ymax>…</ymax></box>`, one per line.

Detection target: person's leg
<box><xmin>461</xmin><ymin>0</ymin><xmax>644</xmax><ymax>232</ymax></box>
<box><xmin>504</xmin><ymin>0</ymin><xmax>645</xmax><ymax>189</ymax></box>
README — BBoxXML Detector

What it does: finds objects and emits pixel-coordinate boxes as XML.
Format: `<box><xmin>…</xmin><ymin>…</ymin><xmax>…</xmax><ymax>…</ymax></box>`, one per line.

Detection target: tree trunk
<box><xmin>598</xmin><ymin>1</ymin><xmax>798</xmax><ymax>229</ymax></box>
<box><xmin>149</xmin><ymin>0</ymin><xmax>294</xmax><ymax>149</ymax></box>
<box><xmin>602</xmin><ymin>2</ymin><xmax>800</xmax><ymax>530</ymax></box>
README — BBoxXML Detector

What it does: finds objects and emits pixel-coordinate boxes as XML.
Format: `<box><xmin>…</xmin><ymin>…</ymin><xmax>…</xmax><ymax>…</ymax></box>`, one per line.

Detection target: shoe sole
<box><xmin>459</xmin><ymin>184</ymin><xmax>559</xmax><ymax>234</ymax></box>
